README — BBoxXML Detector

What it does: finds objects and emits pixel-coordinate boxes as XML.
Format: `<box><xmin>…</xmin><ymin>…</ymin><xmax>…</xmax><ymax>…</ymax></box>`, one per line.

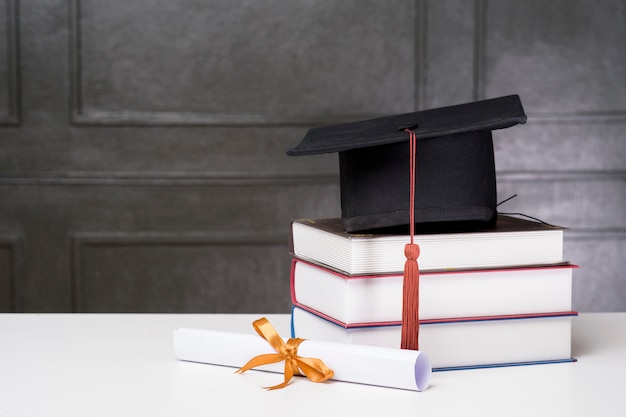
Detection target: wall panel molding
<box><xmin>0</xmin><ymin>234</ymin><xmax>23</xmax><ymax>312</ymax></box>
<box><xmin>498</xmin><ymin>170</ymin><xmax>626</xmax><ymax>183</ymax></box>
<box><xmin>4</xmin><ymin>170</ymin><xmax>624</xmax><ymax>186</ymax></box>
<box><xmin>0</xmin><ymin>171</ymin><xmax>339</xmax><ymax>186</ymax></box>
<box><xmin>414</xmin><ymin>0</ymin><xmax>427</xmax><ymax>110</ymax></box>
<box><xmin>0</xmin><ymin>0</ymin><xmax>20</xmax><ymax>125</ymax></box>
<box><xmin>524</xmin><ymin>112</ymin><xmax>626</xmax><ymax>124</ymax></box>
<box><xmin>565</xmin><ymin>229</ymin><xmax>626</xmax><ymax>241</ymax></box>
<box><xmin>473</xmin><ymin>0</ymin><xmax>487</xmax><ymax>101</ymax></box>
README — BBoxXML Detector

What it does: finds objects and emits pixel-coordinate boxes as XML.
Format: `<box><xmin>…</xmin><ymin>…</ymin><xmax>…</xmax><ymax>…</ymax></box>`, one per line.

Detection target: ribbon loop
<box><xmin>236</xmin><ymin>317</ymin><xmax>334</xmax><ymax>390</ymax></box>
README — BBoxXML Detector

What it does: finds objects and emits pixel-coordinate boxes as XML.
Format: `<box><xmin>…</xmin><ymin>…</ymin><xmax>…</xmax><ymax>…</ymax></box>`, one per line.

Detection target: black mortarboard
<box><xmin>286</xmin><ymin>95</ymin><xmax>527</xmax><ymax>233</ymax></box>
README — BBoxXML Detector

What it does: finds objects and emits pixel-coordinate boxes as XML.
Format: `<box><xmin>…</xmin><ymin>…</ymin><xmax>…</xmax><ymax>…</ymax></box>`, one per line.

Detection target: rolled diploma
<box><xmin>173</xmin><ymin>327</ymin><xmax>430</xmax><ymax>391</ymax></box>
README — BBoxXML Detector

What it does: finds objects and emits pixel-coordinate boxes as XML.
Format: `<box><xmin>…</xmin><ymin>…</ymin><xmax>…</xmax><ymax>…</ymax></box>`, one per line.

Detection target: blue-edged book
<box><xmin>291</xmin><ymin>305</ymin><xmax>577</xmax><ymax>372</ymax></box>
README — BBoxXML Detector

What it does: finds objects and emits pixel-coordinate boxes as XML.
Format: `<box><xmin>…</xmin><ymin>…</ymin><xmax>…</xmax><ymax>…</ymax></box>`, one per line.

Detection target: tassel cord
<box><xmin>401</xmin><ymin>129</ymin><xmax>420</xmax><ymax>351</ymax></box>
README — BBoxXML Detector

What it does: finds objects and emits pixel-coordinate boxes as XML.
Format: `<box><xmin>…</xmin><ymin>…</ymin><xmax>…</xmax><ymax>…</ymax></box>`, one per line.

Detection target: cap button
<box><xmin>398</xmin><ymin>123</ymin><xmax>419</xmax><ymax>131</ymax></box>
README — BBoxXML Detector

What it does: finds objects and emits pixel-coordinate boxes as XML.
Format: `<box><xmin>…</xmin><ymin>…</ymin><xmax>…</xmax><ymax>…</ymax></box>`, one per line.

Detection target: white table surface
<box><xmin>0</xmin><ymin>312</ymin><xmax>624</xmax><ymax>417</ymax></box>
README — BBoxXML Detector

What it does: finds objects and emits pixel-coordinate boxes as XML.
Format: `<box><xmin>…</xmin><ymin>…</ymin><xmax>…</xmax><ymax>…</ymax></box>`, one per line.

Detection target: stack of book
<box><xmin>288</xmin><ymin>215</ymin><xmax>577</xmax><ymax>371</ymax></box>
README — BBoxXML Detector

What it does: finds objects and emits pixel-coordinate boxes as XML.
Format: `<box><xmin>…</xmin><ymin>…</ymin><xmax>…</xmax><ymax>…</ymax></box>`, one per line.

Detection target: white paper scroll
<box><xmin>173</xmin><ymin>327</ymin><xmax>431</xmax><ymax>391</ymax></box>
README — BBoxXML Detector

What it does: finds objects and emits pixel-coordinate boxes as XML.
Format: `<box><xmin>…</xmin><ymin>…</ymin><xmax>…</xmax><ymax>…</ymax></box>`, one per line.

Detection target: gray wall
<box><xmin>1</xmin><ymin>0</ymin><xmax>624</xmax><ymax>313</ymax></box>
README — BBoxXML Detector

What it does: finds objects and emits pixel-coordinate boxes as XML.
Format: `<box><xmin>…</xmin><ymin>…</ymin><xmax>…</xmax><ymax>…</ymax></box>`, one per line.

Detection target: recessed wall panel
<box><xmin>73</xmin><ymin>0</ymin><xmax>417</xmax><ymax>124</ymax></box>
<box><xmin>73</xmin><ymin>234</ymin><xmax>291</xmax><ymax>313</ymax></box>
<box><xmin>483</xmin><ymin>0</ymin><xmax>626</xmax><ymax>116</ymax></box>
<box><xmin>494</xmin><ymin>122</ymin><xmax>626</xmax><ymax>172</ymax></box>
<box><xmin>566</xmin><ymin>237</ymin><xmax>626</xmax><ymax>312</ymax></box>
<box><xmin>497</xmin><ymin>177</ymin><xmax>626</xmax><ymax>229</ymax></box>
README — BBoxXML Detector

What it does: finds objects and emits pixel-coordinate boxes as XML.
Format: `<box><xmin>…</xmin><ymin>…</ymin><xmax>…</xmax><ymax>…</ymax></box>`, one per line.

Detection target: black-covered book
<box><xmin>289</xmin><ymin>215</ymin><xmax>565</xmax><ymax>275</ymax></box>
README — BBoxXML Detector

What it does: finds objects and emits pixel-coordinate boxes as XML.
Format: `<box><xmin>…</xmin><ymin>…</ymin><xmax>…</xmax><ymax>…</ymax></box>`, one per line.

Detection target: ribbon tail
<box><xmin>235</xmin><ymin>353</ymin><xmax>285</xmax><ymax>374</ymax></box>
<box><xmin>295</xmin><ymin>357</ymin><xmax>335</xmax><ymax>383</ymax></box>
<box><xmin>265</xmin><ymin>360</ymin><xmax>296</xmax><ymax>390</ymax></box>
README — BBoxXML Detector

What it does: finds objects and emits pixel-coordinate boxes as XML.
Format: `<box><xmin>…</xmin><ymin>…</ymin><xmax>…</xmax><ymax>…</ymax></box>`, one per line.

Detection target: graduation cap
<box><xmin>286</xmin><ymin>95</ymin><xmax>527</xmax><ymax>351</ymax></box>
<box><xmin>286</xmin><ymin>94</ymin><xmax>527</xmax><ymax>233</ymax></box>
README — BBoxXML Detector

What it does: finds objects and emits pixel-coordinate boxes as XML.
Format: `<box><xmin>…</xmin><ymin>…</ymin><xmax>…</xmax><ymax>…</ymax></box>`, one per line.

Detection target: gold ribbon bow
<box><xmin>236</xmin><ymin>317</ymin><xmax>334</xmax><ymax>390</ymax></box>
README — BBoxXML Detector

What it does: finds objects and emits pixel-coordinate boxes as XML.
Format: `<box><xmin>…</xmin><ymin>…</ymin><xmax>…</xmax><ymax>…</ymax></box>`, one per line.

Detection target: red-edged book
<box><xmin>290</xmin><ymin>258</ymin><xmax>577</xmax><ymax>325</ymax></box>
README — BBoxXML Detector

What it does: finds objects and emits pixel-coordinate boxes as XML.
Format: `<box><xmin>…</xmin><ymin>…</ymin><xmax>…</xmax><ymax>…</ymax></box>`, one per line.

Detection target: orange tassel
<box><xmin>401</xmin><ymin>243</ymin><xmax>420</xmax><ymax>350</ymax></box>
<box><xmin>401</xmin><ymin>128</ymin><xmax>420</xmax><ymax>350</ymax></box>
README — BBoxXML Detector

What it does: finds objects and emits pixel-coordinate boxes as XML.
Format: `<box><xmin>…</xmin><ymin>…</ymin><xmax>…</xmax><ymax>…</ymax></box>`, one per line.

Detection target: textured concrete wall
<box><xmin>0</xmin><ymin>0</ymin><xmax>624</xmax><ymax>312</ymax></box>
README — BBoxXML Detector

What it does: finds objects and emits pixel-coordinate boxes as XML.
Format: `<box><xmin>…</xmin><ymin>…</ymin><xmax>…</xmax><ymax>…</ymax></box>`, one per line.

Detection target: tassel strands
<box><xmin>401</xmin><ymin>128</ymin><xmax>420</xmax><ymax>351</ymax></box>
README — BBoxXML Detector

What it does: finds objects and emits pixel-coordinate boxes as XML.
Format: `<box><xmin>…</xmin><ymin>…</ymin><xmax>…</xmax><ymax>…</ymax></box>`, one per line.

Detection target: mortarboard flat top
<box><xmin>287</xmin><ymin>95</ymin><xmax>527</xmax><ymax>233</ymax></box>
<box><xmin>286</xmin><ymin>95</ymin><xmax>526</xmax><ymax>156</ymax></box>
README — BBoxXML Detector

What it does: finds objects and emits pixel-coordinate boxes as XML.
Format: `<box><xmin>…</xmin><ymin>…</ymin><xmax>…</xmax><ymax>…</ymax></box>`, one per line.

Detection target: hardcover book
<box><xmin>291</xmin><ymin>306</ymin><xmax>577</xmax><ymax>371</ymax></box>
<box><xmin>290</xmin><ymin>215</ymin><xmax>565</xmax><ymax>275</ymax></box>
<box><xmin>291</xmin><ymin>258</ymin><xmax>577</xmax><ymax>325</ymax></box>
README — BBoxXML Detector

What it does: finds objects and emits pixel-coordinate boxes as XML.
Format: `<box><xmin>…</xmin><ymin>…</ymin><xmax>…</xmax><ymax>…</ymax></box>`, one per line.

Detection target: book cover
<box><xmin>290</xmin><ymin>258</ymin><xmax>577</xmax><ymax>325</ymax></box>
<box><xmin>290</xmin><ymin>215</ymin><xmax>565</xmax><ymax>275</ymax></box>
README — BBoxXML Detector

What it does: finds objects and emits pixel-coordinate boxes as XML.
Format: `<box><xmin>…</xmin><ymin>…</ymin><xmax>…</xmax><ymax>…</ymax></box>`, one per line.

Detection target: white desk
<box><xmin>0</xmin><ymin>313</ymin><xmax>624</xmax><ymax>417</ymax></box>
